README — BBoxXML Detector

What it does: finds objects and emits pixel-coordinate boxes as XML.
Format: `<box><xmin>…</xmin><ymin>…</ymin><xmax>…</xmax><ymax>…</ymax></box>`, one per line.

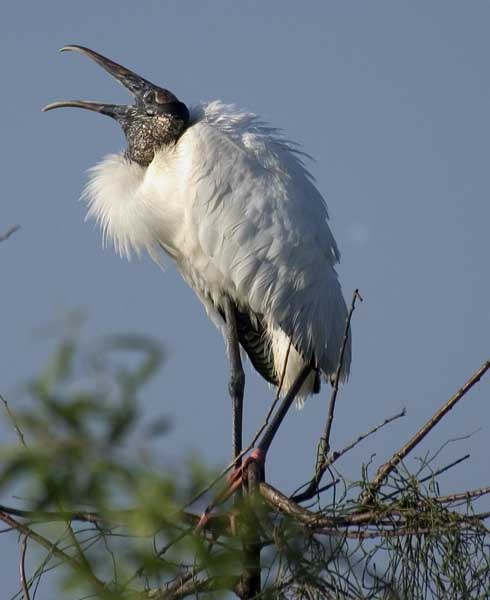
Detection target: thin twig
<box><xmin>0</xmin><ymin>511</ymin><xmax>105</xmax><ymax>589</ymax></box>
<box><xmin>322</xmin><ymin>289</ymin><xmax>361</xmax><ymax>455</ymax></box>
<box><xmin>435</xmin><ymin>486</ymin><xmax>490</xmax><ymax>504</ymax></box>
<box><xmin>293</xmin><ymin>407</ymin><xmax>405</xmax><ymax>503</ymax></box>
<box><xmin>418</xmin><ymin>453</ymin><xmax>470</xmax><ymax>485</ymax></box>
<box><xmin>1</xmin><ymin>394</ymin><xmax>27</xmax><ymax>447</ymax></box>
<box><xmin>0</xmin><ymin>224</ymin><xmax>20</xmax><ymax>242</ymax></box>
<box><xmin>2</xmin><ymin>392</ymin><xmax>99</xmax><ymax>590</ymax></box>
<box><xmin>315</xmin><ymin>520</ymin><xmax>488</xmax><ymax>540</ymax></box>
<box><xmin>382</xmin><ymin>453</ymin><xmax>471</xmax><ymax>502</ymax></box>
<box><xmin>295</xmin><ymin>289</ymin><xmax>361</xmax><ymax>503</ymax></box>
<box><xmin>20</xmin><ymin>535</ymin><xmax>31</xmax><ymax>600</ymax></box>
<box><xmin>0</xmin><ymin>504</ymin><xmax>108</xmax><ymax>525</ymax></box>
<box><xmin>362</xmin><ymin>360</ymin><xmax>490</xmax><ymax>503</ymax></box>
<box><xmin>63</xmin><ymin>513</ymin><xmax>95</xmax><ymax>585</ymax></box>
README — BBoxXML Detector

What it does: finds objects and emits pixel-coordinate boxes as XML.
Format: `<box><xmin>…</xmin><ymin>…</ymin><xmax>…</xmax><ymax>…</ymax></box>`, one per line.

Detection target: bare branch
<box><xmin>292</xmin><ymin>291</ymin><xmax>362</xmax><ymax>504</ymax></box>
<box><xmin>260</xmin><ymin>482</ymin><xmax>490</xmax><ymax>536</ymax></box>
<box><xmin>1</xmin><ymin>394</ymin><xmax>27</xmax><ymax>447</ymax></box>
<box><xmin>435</xmin><ymin>485</ymin><xmax>490</xmax><ymax>504</ymax></box>
<box><xmin>0</xmin><ymin>504</ymin><xmax>109</xmax><ymax>525</ymax></box>
<box><xmin>20</xmin><ymin>535</ymin><xmax>30</xmax><ymax>600</ymax></box>
<box><xmin>418</xmin><ymin>453</ymin><xmax>471</xmax><ymax>485</ymax></box>
<box><xmin>293</xmin><ymin>407</ymin><xmax>405</xmax><ymax>503</ymax></box>
<box><xmin>362</xmin><ymin>360</ymin><xmax>490</xmax><ymax>503</ymax></box>
<box><xmin>0</xmin><ymin>511</ymin><xmax>105</xmax><ymax>588</ymax></box>
<box><xmin>0</xmin><ymin>224</ymin><xmax>20</xmax><ymax>242</ymax></box>
<box><xmin>322</xmin><ymin>289</ymin><xmax>362</xmax><ymax>455</ymax></box>
<box><xmin>382</xmin><ymin>453</ymin><xmax>471</xmax><ymax>502</ymax></box>
<box><xmin>144</xmin><ymin>575</ymin><xmax>238</xmax><ymax>599</ymax></box>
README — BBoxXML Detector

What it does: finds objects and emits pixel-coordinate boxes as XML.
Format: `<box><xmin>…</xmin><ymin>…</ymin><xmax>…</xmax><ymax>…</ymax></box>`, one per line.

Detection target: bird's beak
<box><xmin>42</xmin><ymin>45</ymin><xmax>181</xmax><ymax>120</ymax></box>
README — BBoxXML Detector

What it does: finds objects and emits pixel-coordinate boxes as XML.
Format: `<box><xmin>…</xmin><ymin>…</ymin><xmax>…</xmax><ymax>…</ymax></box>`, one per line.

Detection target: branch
<box><xmin>1</xmin><ymin>394</ymin><xmax>27</xmax><ymax>447</ymax></box>
<box><xmin>418</xmin><ymin>453</ymin><xmax>470</xmax><ymax>485</ymax></box>
<box><xmin>292</xmin><ymin>291</ymin><xmax>361</xmax><ymax>504</ymax></box>
<box><xmin>382</xmin><ymin>453</ymin><xmax>471</xmax><ymax>502</ymax></box>
<box><xmin>144</xmin><ymin>575</ymin><xmax>239</xmax><ymax>599</ymax></box>
<box><xmin>293</xmin><ymin>407</ymin><xmax>405</xmax><ymax>503</ymax></box>
<box><xmin>0</xmin><ymin>224</ymin><xmax>20</xmax><ymax>242</ymax></box>
<box><xmin>0</xmin><ymin>504</ymin><xmax>108</xmax><ymax>525</ymax></box>
<box><xmin>0</xmin><ymin>511</ymin><xmax>106</xmax><ymax>590</ymax></box>
<box><xmin>322</xmin><ymin>289</ymin><xmax>361</xmax><ymax>455</ymax></box>
<box><xmin>260</xmin><ymin>482</ymin><xmax>490</xmax><ymax>535</ymax></box>
<box><xmin>362</xmin><ymin>360</ymin><xmax>490</xmax><ymax>503</ymax></box>
<box><xmin>435</xmin><ymin>485</ymin><xmax>490</xmax><ymax>504</ymax></box>
<box><xmin>20</xmin><ymin>535</ymin><xmax>30</xmax><ymax>600</ymax></box>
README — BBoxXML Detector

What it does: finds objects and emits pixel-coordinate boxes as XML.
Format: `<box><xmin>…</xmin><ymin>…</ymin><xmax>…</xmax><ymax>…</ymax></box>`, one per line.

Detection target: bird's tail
<box><xmin>268</xmin><ymin>324</ymin><xmax>320</xmax><ymax>407</ymax></box>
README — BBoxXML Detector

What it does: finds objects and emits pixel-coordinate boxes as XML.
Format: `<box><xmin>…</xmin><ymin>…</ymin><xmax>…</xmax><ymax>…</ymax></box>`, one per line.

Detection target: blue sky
<box><xmin>1</xmin><ymin>2</ymin><xmax>489</xmax><ymax>597</ymax></box>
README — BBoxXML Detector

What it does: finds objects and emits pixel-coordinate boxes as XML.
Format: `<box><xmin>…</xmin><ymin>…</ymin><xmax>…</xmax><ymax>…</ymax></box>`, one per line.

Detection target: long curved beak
<box><xmin>42</xmin><ymin>45</ymin><xmax>177</xmax><ymax>118</ymax></box>
<box><xmin>42</xmin><ymin>99</ymin><xmax>126</xmax><ymax>119</ymax></box>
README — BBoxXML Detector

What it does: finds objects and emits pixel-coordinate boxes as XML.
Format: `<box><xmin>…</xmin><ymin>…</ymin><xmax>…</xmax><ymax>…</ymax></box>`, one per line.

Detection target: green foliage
<box><xmin>1</xmin><ymin>330</ymin><xmax>489</xmax><ymax>599</ymax></box>
<box><xmin>0</xmin><ymin>331</ymin><xmax>231</xmax><ymax>599</ymax></box>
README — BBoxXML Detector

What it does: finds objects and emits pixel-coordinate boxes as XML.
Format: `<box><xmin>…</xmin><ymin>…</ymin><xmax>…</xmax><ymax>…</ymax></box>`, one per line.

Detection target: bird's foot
<box><xmin>194</xmin><ymin>448</ymin><xmax>265</xmax><ymax>533</ymax></box>
<box><xmin>227</xmin><ymin>447</ymin><xmax>265</xmax><ymax>491</ymax></box>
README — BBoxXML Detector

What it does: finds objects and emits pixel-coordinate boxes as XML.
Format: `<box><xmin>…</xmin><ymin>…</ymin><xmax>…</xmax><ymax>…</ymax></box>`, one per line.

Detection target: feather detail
<box><xmin>82</xmin><ymin>101</ymin><xmax>351</xmax><ymax>402</ymax></box>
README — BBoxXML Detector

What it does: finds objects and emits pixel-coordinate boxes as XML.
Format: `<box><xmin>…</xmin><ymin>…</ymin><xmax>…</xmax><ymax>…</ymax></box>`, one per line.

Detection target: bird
<box><xmin>43</xmin><ymin>46</ymin><xmax>351</xmax><ymax>481</ymax></box>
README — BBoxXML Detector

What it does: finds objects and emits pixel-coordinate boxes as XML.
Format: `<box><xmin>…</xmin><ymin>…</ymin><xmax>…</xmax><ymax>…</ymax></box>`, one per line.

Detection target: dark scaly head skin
<box><xmin>119</xmin><ymin>109</ymin><xmax>187</xmax><ymax>166</ymax></box>
<box><xmin>43</xmin><ymin>45</ymin><xmax>190</xmax><ymax>167</ymax></box>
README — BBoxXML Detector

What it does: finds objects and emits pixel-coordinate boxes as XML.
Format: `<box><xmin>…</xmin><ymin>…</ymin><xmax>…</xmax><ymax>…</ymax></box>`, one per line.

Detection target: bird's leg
<box><xmin>195</xmin><ymin>364</ymin><xmax>311</xmax><ymax>533</ymax></box>
<box><xmin>241</xmin><ymin>364</ymin><xmax>311</xmax><ymax>475</ymax></box>
<box><xmin>227</xmin><ymin>364</ymin><xmax>312</xmax><ymax>491</ymax></box>
<box><xmin>257</xmin><ymin>364</ymin><xmax>311</xmax><ymax>456</ymax></box>
<box><xmin>223</xmin><ymin>297</ymin><xmax>245</xmax><ymax>469</ymax></box>
<box><xmin>195</xmin><ymin>299</ymin><xmax>245</xmax><ymax>533</ymax></box>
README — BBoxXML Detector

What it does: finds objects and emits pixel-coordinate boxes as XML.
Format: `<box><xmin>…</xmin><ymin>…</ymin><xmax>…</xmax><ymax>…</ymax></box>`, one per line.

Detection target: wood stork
<box><xmin>43</xmin><ymin>46</ymin><xmax>351</xmax><ymax>478</ymax></box>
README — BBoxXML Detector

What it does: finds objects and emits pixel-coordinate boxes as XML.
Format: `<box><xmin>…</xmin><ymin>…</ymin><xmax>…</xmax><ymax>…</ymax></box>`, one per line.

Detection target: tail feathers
<box><xmin>224</xmin><ymin>304</ymin><xmax>325</xmax><ymax>406</ymax></box>
<box><xmin>268</xmin><ymin>322</ymin><xmax>319</xmax><ymax>407</ymax></box>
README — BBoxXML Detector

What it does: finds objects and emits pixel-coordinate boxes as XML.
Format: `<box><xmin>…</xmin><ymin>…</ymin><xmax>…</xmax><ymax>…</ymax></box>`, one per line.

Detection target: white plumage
<box><xmin>82</xmin><ymin>100</ymin><xmax>351</xmax><ymax>400</ymax></box>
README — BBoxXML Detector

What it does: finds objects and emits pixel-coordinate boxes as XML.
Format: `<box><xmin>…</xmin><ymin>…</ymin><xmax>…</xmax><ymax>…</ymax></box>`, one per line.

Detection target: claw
<box><xmin>194</xmin><ymin>448</ymin><xmax>265</xmax><ymax>533</ymax></box>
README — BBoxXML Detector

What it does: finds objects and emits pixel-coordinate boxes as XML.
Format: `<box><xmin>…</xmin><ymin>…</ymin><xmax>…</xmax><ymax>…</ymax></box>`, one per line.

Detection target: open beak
<box><xmin>42</xmin><ymin>45</ymin><xmax>181</xmax><ymax>120</ymax></box>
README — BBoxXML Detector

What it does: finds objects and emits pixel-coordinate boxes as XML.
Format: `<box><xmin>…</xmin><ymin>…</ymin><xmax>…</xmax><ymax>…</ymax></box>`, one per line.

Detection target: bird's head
<box><xmin>43</xmin><ymin>45</ymin><xmax>190</xmax><ymax>166</ymax></box>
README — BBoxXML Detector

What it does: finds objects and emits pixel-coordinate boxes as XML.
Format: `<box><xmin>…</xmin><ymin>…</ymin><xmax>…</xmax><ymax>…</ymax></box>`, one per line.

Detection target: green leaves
<box><xmin>0</xmin><ymin>330</ymin><xmax>216</xmax><ymax>597</ymax></box>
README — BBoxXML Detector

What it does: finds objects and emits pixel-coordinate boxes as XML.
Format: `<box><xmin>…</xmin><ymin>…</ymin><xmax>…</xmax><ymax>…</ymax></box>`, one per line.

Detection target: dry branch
<box><xmin>260</xmin><ymin>482</ymin><xmax>490</xmax><ymax>536</ymax></box>
<box><xmin>0</xmin><ymin>511</ymin><xmax>105</xmax><ymax>587</ymax></box>
<box><xmin>145</xmin><ymin>575</ymin><xmax>239</xmax><ymax>599</ymax></box>
<box><xmin>0</xmin><ymin>224</ymin><xmax>20</xmax><ymax>242</ymax></box>
<box><xmin>435</xmin><ymin>485</ymin><xmax>490</xmax><ymax>504</ymax></box>
<box><xmin>20</xmin><ymin>535</ymin><xmax>30</xmax><ymax>600</ymax></box>
<box><xmin>362</xmin><ymin>360</ymin><xmax>490</xmax><ymax>503</ymax></box>
<box><xmin>293</xmin><ymin>407</ymin><xmax>405</xmax><ymax>503</ymax></box>
<box><xmin>1</xmin><ymin>395</ymin><xmax>27</xmax><ymax>447</ymax></box>
<box><xmin>293</xmin><ymin>290</ymin><xmax>361</xmax><ymax>504</ymax></box>
<box><xmin>322</xmin><ymin>289</ymin><xmax>361</xmax><ymax>455</ymax></box>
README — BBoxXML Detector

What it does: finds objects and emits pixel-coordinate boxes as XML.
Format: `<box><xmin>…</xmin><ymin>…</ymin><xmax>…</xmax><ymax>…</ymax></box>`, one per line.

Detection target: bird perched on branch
<box><xmin>44</xmin><ymin>46</ymin><xmax>351</xmax><ymax>476</ymax></box>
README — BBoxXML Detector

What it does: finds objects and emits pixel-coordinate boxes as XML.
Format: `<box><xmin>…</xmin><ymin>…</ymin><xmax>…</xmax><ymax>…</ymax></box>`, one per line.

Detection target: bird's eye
<box><xmin>143</xmin><ymin>90</ymin><xmax>154</xmax><ymax>103</ymax></box>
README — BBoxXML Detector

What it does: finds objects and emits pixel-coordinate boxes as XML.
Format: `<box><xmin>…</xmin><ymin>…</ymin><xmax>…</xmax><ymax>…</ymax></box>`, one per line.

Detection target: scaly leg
<box><xmin>234</xmin><ymin>363</ymin><xmax>312</xmax><ymax>485</ymax></box>
<box><xmin>223</xmin><ymin>297</ymin><xmax>245</xmax><ymax>467</ymax></box>
<box><xmin>195</xmin><ymin>363</ymin><xmax>312</xmax><ymax>532</ymax></box>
